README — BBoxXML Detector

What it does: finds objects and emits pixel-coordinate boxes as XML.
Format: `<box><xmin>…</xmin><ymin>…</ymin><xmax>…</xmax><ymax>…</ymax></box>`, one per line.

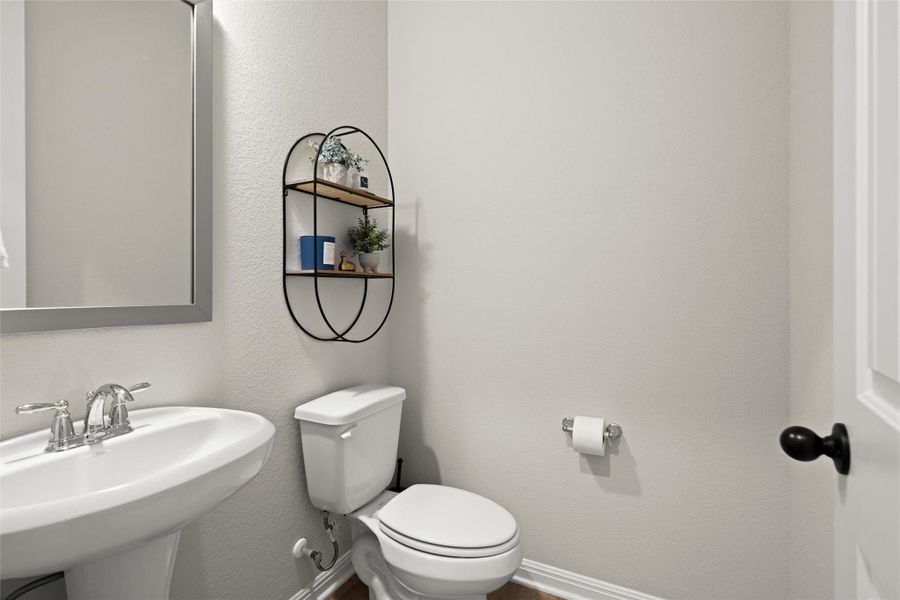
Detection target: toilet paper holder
<box><xmin>562</xmin><ymin>417</ymin><xmax>622</xmax><ymax>441</ymax></box>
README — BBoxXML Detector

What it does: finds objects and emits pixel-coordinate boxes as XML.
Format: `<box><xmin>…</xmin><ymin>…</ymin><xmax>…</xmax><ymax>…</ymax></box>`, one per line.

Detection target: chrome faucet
<box><xmin>84</xmin><ymin>382</ymin><xmax>151</xmax><ymax>442</ymax></box>
<box><xmin>16</xmin><ymin>382</ymin><xmax>151</xmax><ymax>451</ymax></box>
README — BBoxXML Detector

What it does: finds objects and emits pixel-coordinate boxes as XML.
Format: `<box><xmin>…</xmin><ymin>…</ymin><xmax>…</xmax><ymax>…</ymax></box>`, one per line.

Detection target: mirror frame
<box><xmin>1</xmin><ymin>0</ymin><xmax>212</xmax><ymax>334</ymax></box>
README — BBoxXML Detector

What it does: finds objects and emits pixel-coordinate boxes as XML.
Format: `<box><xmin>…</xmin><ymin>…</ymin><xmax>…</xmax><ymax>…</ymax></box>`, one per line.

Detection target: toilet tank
<box><xmin>294</xmin><ymin>384</ymin><xmax>405</xmax><ymax>514</ymax></box>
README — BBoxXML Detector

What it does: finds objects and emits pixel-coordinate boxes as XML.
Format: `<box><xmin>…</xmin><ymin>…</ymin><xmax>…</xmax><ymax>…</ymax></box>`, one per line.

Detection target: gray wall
<box><xmin>0</xmin><ymin>2</ymin><xmax>388</xmax><ymax>599</ymax></box>
<box><xmin>387</xmin><ymin>2</ymin><xmax>792</xmax><ymax>599</ymax></box>
<box><xmin>788</xmin><ymin>3</ymin><xmax>834</xmax><ymax>599</ymax></box>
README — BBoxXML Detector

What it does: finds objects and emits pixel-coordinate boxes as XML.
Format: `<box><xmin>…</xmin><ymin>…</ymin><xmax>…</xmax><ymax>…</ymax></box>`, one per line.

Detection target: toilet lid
<box><xmin>377</xmin><ymin>484</ymin><xmax>518</xmax><ymax>558</ymax></box>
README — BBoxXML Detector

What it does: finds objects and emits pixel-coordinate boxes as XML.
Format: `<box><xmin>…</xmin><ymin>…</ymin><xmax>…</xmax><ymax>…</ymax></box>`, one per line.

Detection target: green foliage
<box><xmin>347</xmin><ymin>216</ymin><xmax>389</xmax><ymax>253</ymax></box>
<box><xmin>308</xmin><ymin>136</ymin><xmax>369</xmax><ymax>171</ymax></box>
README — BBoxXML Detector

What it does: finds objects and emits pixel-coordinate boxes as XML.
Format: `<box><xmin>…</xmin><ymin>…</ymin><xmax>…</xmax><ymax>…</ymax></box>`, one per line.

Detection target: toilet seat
<box><xmin>379</xmin><ymin>522</ymin><xmax>520</xmax><ymax>558</ymax></box>
<box><xmin>377</xmin><ymin>484</ymin><xmax>519</xmax><ymax>558</ymax></box>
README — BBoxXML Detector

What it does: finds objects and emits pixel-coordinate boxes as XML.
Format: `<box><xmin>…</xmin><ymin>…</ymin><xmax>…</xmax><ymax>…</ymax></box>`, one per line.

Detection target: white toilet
<box><xmin>295</xmin><ymin>384</ymin><xmax>522</xmax><ymax>600</ymax></box>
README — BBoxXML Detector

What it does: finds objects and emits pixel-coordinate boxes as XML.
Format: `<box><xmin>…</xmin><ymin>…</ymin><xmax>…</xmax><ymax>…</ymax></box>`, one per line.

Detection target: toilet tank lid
<box><xmin>294</xmin><ymin>385</ymin><xmax>406</xmax><ymax>425</ymax></box>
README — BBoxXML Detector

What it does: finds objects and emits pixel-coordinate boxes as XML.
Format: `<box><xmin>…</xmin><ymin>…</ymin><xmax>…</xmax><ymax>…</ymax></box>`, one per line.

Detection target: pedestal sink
<box><xmin>0</xmin><ymin>406</ymin><xmax>275</xmax><ymax>600</ymax></box>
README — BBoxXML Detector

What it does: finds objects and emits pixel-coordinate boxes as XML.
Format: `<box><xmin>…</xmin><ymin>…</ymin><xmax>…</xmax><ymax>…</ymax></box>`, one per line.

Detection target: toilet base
<box><xmin>351</xmin><ymin>532</ymin><xmax>488</xmax><ymax>600</ymax></box>
<box><xmin>351</xmin><ymin>532</ymin><xmax>414</xmax><ymax>600</ymax></box>
<box><xmin>364</xmin><ymin>591</ymin><xmax>486</xmax><ymax>600</ymax></box>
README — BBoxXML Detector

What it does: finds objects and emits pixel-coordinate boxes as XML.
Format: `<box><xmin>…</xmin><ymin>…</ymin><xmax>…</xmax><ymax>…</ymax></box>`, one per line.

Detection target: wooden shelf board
<box><xmin>284</xmin><ymin>179</ymin><xmax>393</xmax><ymax>208</ymax></box>
<box><xmin>286</xmin><ymin>269</ymin><xmax>394</xmax><ymax>279</ymax></box>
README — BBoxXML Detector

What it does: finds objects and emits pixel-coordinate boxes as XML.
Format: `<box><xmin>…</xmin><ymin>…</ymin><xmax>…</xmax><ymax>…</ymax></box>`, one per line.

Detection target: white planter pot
<box><xmin>358</xmin><ymin>252</ymin><xmax>381</xmax><ymax>274</ymax></box>
<box><xmin>320</xmin><ymin>163</ymin><xmax>348</xmax><ymax>186</ymax></box>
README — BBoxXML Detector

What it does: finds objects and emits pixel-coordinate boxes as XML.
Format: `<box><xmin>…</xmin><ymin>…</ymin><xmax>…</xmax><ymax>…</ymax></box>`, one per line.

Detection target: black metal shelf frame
<box><xmin>281</xmin><ymin>125</ymin><xmax>395</xmax><ymax>343</ymax></box>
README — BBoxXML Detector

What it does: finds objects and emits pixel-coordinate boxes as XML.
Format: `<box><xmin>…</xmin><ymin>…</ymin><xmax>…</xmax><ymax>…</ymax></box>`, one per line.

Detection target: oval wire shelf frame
<box><xmin>281</xmin><ymin>125</ymin><xmax>396</xmax><ymax>342</ymax></box>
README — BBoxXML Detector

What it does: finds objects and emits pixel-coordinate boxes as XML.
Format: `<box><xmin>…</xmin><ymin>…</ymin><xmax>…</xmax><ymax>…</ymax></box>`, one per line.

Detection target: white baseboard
<box><xmin>287</xmin><ymin>554</ymin><xmax>662</xmax><ymax>600</ymax></box>
<box><xmin>288</xmin><ymin>551</ymin><xmax>355</xmax><ymax>600</ymax></box>
<box><xmin>513</xmin><ymin>559</ymin><xmax>665</xmax><ymax>600</ymax></box>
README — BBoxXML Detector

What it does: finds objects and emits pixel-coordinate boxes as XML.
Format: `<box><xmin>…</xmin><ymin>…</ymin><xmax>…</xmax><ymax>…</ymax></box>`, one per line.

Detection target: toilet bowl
<box><xmin>295</xmin><ymin>385</ymin><xmax>522</xmax><ymax>599</ymax></box>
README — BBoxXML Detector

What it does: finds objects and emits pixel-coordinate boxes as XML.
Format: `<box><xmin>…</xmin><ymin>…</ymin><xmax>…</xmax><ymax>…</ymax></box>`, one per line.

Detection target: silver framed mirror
<box><xmin>0</xmin><ymin>0</ymin><xmax>212</xmax><ymax>334</ymax></box>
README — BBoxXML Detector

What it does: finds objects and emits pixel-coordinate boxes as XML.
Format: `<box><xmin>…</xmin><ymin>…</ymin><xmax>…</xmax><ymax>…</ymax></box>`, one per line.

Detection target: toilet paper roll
<box><xmin>572</xmin><ymin>416</ymin><xmax>606</xmax><ymax>456</ymax></box>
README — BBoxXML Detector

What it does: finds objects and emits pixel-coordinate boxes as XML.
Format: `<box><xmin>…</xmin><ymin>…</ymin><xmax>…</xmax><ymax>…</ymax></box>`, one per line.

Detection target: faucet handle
<box><xmin>127</xmin><ymin>382</ymin><xmax>151</xmax><ymax>394</ymax></box>
<box><xmin>15</xmin><ymin>400</ymin><xmax>79</xmax><ymax>452</ymax></box>
<box><xmin>109</xmin><ymin>382</ymin><xmax>150</xmax><ymax>430</ymax></box>
<box><xmin>16</xmin><ymin>399</ymin><xmax>70</xmax><ymax>414</ymax></box>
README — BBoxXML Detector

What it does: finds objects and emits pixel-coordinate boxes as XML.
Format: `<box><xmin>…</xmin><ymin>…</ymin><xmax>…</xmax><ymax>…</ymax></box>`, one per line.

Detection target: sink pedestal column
<box><xmin>65</xmin><ymin>531</ymin><xmax>181</xmax><ymax>600</ymax></box>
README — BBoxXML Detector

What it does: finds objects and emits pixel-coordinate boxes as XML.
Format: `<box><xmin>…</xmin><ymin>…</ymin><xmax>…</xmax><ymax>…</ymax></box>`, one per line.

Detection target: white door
<box><xmin>833</xmin><ymin>1</ymin><xmax>900</xmax><ymax>599</ymax></box>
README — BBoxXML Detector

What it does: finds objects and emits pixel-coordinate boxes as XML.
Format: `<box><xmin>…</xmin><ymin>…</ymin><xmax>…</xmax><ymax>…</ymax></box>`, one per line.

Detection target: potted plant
<box><xmin>308</xmin><ymin>136</ymin><xmax>367</xmax><ymax>186</ymax></box>
<box><xmin>348</xmin><ymin>216</ymin><xmax>389</xmax><ymax>273</ymax></box>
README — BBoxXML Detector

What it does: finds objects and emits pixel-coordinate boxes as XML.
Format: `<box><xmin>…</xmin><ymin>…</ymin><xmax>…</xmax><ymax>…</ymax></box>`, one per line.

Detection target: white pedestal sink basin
<box><xmin>0</xmin><ymin>406</ymin><xmax>275</xmax><ymax>600</ymax></box>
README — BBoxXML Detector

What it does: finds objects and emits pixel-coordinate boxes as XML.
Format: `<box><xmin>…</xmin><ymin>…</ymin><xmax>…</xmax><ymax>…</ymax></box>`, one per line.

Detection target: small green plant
<box><xmin>348</xmin><ymin>216</ymin><xmax>389</xmax><ymax>253</ymax></box>
<box><xmin>308</xmin><ymin>136</ymin><xmax>368</xmax><ymax>171</ymax></box>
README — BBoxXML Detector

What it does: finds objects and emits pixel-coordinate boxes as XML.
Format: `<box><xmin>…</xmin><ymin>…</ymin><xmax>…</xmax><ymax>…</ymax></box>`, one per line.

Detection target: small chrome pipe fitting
<box><xmin>292</xmin><ymin>512</ymin><xmax>340</xmax><ymax>572</ymax></box>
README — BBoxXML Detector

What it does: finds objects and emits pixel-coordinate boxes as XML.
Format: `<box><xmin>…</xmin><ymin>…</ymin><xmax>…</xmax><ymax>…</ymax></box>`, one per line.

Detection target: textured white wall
<box><xmin>0</xmin><ymin>2</ymin><xmax>387</xmax><ymax>599</ymax></box>
<box><xmin>387</xmin><ymin>2</ymin><xmax>791</xmax><ymax>599</ymax></box>
<box><xmin>788</xmin><ymin>3</ymin><xmax>833</xmax><ymax>599</ymax></box>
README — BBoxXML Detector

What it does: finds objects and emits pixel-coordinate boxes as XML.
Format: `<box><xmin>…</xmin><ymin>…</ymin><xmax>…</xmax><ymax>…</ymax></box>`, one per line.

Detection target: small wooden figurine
<box><xmin>338</xmin><ymin>251</ymin><xmax>357</xmax><ymax>272</ymax></box>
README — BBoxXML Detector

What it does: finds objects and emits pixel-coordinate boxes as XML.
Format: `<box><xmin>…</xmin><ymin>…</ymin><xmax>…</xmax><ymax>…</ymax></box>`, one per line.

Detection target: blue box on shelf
<box><xmin>299</xmin><ymin>235</ymin><xmax>336</xmax><ymax>270</ymax></box>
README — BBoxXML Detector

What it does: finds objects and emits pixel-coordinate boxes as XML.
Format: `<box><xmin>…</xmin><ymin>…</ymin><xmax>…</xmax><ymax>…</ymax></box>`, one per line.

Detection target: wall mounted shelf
<box><xmin>284</xmin><ymin>179</ymin><xmax>393</xmax><ymax>209</ymax></box>
<box><xmin>285</xmin><ymin>269</ymin><xmax>394</xmax><ymax>279</ymax></box>
<box><xmin>281</xmin><ymin>125</ymin><xmax>395</xmax><ymax>343</ymax></box>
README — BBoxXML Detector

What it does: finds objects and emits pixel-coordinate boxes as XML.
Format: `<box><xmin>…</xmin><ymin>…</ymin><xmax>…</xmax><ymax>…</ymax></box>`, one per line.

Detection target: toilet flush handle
<box><xmin>340</xmin><ymin>424</ymin><xmax>357</xmax><ymax>440</ymax></box>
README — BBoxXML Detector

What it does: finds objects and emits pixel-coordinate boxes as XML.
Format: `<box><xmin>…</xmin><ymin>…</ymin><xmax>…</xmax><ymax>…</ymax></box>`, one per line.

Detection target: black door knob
<box><xmin>779</xmin><ymin>423</ymin><xmax>850</xmax><ymax>475</ymax></box>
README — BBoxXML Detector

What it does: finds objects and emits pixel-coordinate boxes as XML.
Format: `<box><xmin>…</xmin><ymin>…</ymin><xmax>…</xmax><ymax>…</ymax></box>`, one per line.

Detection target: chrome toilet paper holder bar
<box><xmin>561</xmin><ymin>417</ymin><xmax>623</xmax><ymax>441</ymax></box>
